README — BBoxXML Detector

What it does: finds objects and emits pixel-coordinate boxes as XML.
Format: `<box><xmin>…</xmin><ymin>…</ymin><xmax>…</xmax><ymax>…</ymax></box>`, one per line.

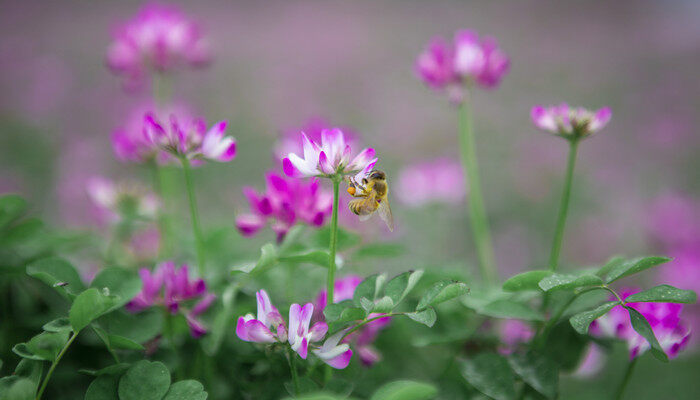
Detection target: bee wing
<box><xmin>377</xmin><ymin>199</ymin><xmax>394</xmax><ymax>232</ymax></box>
<box><xmin>359</xmin><ymin>213</ymin><xmax>374</xmax><ymax>222</ymax></box>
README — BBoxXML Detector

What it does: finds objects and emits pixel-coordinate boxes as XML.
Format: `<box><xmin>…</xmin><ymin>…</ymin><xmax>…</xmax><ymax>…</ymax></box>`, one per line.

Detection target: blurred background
<box><xmin>1</xmin><ymin>0</ymin><xmax>699</xmax><ymax>398</ymax></box>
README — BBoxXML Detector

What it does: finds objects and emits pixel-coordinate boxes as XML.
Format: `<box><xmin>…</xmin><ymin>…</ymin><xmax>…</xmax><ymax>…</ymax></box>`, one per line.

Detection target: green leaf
<box><xmin>0</xmin><ymin>218</ymin><xmax>44</xmax><ymax>246</ymax></box>
<box><xmin>508</xmin><ymin>352</ymin><xmax>558</xmax><ymax>399</ymax></box>
<box><xmin>284</xmin><ymin>376</ymin><xmax>319</xmax><ymax>396</ymax></box>
<box><xmin>353</xmin><ymin>274</ymin><xmax>385</xmax><ymax>307</ymax></box>
<box><xmin>13</xmin><ymin>331</ymin><xmax>69</xmax><ymax>361</ymax></box>
<box><xmin>595</xmin><ymin>256</ymin><xmax>624</xmax><ymax>278</ymax></box>
<box><xmin>603</xmin><ymin>256</ymin><xmax>671</xmax><ymax>283</ymax></box>
<box><xmin>406</xmin><ymin>309</ymin><xmax>437</xmax><ymax>327</ymax></box>
<box><xmin>541</xmin><ymin>322</ymin><xmax>588</xmax><ymax>372</ymax></box>
<box><xmin>0</xmin><ymin>377</ymin><xmax>35</xmax><ymax>400</ymax></box>
<box><xmin>94</xmin><ymin>326</ymin><xmax>145</xmax><ymax>351</ymax></box>
<box><xmin>353</xmin><ymin>243</ymin><xmax>405</xmax><ymax>259</ymax></box>
<box><xmin>90</xmin><ymin>267</ymin><xmax>142</xmax><ymax>311</ymax></box>
<box><xmin>85</xmin><ymin>375</ymin><xmax>120</xmax><ymax>400</ymax></box>
<box><xmin>42</xmin><ymin>317</ymin><xmax>72</xmax><ymax>333</ymax></box>
<box><xmin>118</xmin><ymin>360</ymin><xmax>171</xmax><ymax>400</ymax></box>
<box><xmin>416</xmin><ymin>281</ymin><xmax>469</xmax><ymax>311</ymax></box>
<box><xmin>98</xmin><ymin>309</ymin><xmax>163</xmax><ymax>344</ymax></box>
<box><xmin>26</xmin><ymin>257</ymin><xmax>85</xmax><ymax>296</ymax></box>
<box><xmin>278</xmin><ymin>250</ymin><xmax>330</xmax><ymax>267</ymax></box>
<box><xmin>626</xmin><ymin>306</ymin><xmax>668</xmax><ymax>362</ymax></box>
<box><xmin>11</xmin><ymin>344</ymin><xmax>43</xmax><ymax>361</ymax></box>
<box><xmin>80</xmin><ymin>363</ymin><xmax>132</xmax><ymax>377</ymax></box>
<box><xmin>373</xmin><ymin>296</ymin><xmax>395</xmax><ymax>313</ymax></box>
<box><xmin>0</xmin><ymin>194</ymin><xmax>27</xmax><ymax>229</ymax></box>
<box><xmin>459</xmin><ymin>353</ymin><xmax>516</xmax><ymax>400</ymax></box>
<box><xmin>163</xmin><ymin>380</ymin><xmax>208</xmax><ymax>400</ymax></box>
<box><xmin>69</xmin><ymin>288</ymin><xmax>116</xmax><ymax>332</ymax></box>
<box><xmin>281</xmin><ymin>393</ymin><xmax>344</xmax><ymax>400</ymax></box>
<box><xmin>569</xmin><ymin>301</ymin><xmax>618</xmax><ymax>334</ymax></box>
<box><xmin>360</xmin><ymin>297</ymin><xmax>375</xmax><ymax>314</ymax></box>
<box><xmin>478</xmin><ymin>299</ymin><xmax>544</xmax><ymax>321</ymax></box>
<box><xmin>323</xmin><ymin>302</ymin><xmax>346</xmax><ymax>323</ymax></box>
<box><xmin>502</xmin><ymin>270</ymin><xmax>551</xmax><ymax>292</ymax></box>
<box><xmin>538</xmin><ymin>274</ymin><xmax>602</xmax><ymax>292</ymax></box>
<box><xmin>202</xmin><ymin>284</ymin><xmax>237</xmax><ymax>356</ymax></box>
<box><xmin>370</xmin><ymin>380</ymin><xmax>438</xmax><ymax>400</ymax></box>
<box><xmin>338</xmin><ymin>307</ymin><xmax>366</xmax><ymax>323</ymax></box>
<box><xmin>13</xmin><ymin>359</ymin><xmax>43</xmax><ymax>390</ymax></box>
<box><xmin>324</xmin><ymin>378</ymin><xmax>354</xmax><ymax>397</ymax></box>
<box><xmin>385</xmin><ymin>270</ymin><xmax>424</xmax><ymax>305</ymax></box>
<box><xmin>625</xmin><ymin>285</ymin><xmax>697</xmax><ymax>304</ymax></box>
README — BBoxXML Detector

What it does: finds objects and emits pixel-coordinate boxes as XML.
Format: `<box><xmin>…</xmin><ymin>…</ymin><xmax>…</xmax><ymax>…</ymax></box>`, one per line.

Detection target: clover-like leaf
<box><xmin>353</xmin><ymin>274</ymin><xmax>385</xmax><ymax>307</ymax></box>
<box><xmin>626</xmin><ymin>306</ymin><xmax>668</xmax><ymax>362</ymax></box>
<box><xmin>163</xmin><ymin>380</ymin><xmax>208</xmax><ymax>400</ymax></box>
<box><xmin>70</xmin><ymin>288</ymin><xmax>117</xmax><ymax>332</ymax></box>
<box><xmin>538</xmin><ymin>274</ymin><xmax>602</xmax><ymax>292</ymax></box>
<box><xmin>416</xmin><ymin>281</ymin><xmax>469</xmax><ymax>311</ymax></box>
<box><xmin>569</xmin><ymin>301</ymin><xmax>618</xmax><ymax>335</ymax></box>
<box><xmin>459</xmin><ymin>353</ymin><xmax>516</xmax><ymax>400</ymax></box>
<box><xmin>406</xmin><ymin>309</ymin><xmax>437</xmax><ymax>327</ymax></box>
<box><xmin>85</xmin><ymin>375</ymin><xmax>120</xmax><ymax>400</ymax></box>
<box><xmin>508</xmin><ymin>352</ymin><xmax>559</xmax><ymax>399</ymax></box>
<box><xmin>26</xmin><ymin>257</ymin><xmax>85</xmax><ymax>296</ymax></box>
<box><xmin>625</xmin><ymin>285</ymin><xmax>697</xmax><ymax>304</ymax></box>
<box><xmin>502</xmin><ymin>270</ymin><xmax>551</xmax><ymax>292</ymax></box>
<box><xmin>278</xmin><ymin>250</ymin><xmax>330</xmax><ymax>267</ymax></box>
<box><xmin>370</xmin><ymin>380</ymin><xmax>438</xmax><ymax>400</ymax></box>
<box><xmin>90</xmin><ymin>267</ymin><xmax>142</xmax><ymax>311</ymax></box>
<box><xmin>385</xmin><ymin>270</ymin><xmax>424</xmax><ymax>305</ymax></box>
<box><xmin>118</xmin><ymin>360</ymin><xmax>171</xmax><ymax>400</ymax></box>
<box><xmin>0</xmin><ymin>194</ymin><xmax>27</xmax><ymax>229</ymax></box>
<box><xmin>42</xmin><ymin>317</ymin><xmax>72</xmax><ymax>333</ymax></box>
<box><xmin>603</xmin><ymin>256</ymin><xmax>671</xmax><ymax>283</ymax></box>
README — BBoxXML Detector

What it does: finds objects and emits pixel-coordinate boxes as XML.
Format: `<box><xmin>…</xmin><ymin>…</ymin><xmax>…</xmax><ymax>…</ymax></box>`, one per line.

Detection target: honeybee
<box><xmin>345</xmin><ymin>170</ymin><xmax>394</xmax><ymax>231</ymax></box>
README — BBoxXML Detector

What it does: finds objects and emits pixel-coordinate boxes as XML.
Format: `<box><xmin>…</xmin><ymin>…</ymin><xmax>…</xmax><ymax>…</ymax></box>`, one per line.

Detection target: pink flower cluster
<box><xmin>127</xmin><ymin>261</ymin><xmax>215</xmax><ymax>338</ymax></box>
<box><xmin>416</xmin><ymin>30</ymin><xmax>510</xmax><ymax>102</ymax></box>
<box><xmin>395</xmin><ymin>158</ymin><xmax>466</xmax><ymax>207</ymax></box>
<box><xmin>143</xmin><ymin>112</ymin><xmax>236</xmax><ymax>164</ymax></box>
<box><xmin>531</xmin><ymin>103</ymin><xmax>612</xmax><ymax>139</ymax></box>
<box><xmin>314</xmin><ymin>276</ymin><xmax>391</xmax><ymax>366</ymax></box>
<box><xmin>283</xmin><ymin>128</ymin><xmax>376</xmax><ymax>179</ymax></box>
<box><xmin>590</xmin><ymin>288</ymin><xmax>691</xmax><ymax>359</ymax></box>
<box><xmin>497</xmin><ymin>319</ymin><xmax>534</xmax><ymax>355</ymax></box>
<box><xmin>106</xmin><ymin>2</ymin><xmax>210</xmax><ymax>88</ymax></box>
<box><xmin>236</xmin><ymin>290</ymin><xmax>353</xmax><ymax>369</ymax></box>
<box><xmin>86</xmin><ymin>176</ymin><xmax>159</xmax><ymax>224</ymax></box>
<box><xmin>275</xmin><ymin>117</ymin><xmax>358</xmax><ymax>162</ymax></box>
<box><xmin>235</xmin><ymin>172</ymin><xmax>333</xmax><ymax>241</ymax></box>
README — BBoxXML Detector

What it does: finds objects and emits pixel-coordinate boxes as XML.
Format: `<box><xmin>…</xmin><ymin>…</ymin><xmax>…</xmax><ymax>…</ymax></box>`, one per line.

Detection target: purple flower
<box><xmin>313</xmin><ymin>276</ymin><xmax>391</xmax><ymax>366</ymax></box>
<box><xmin>531</xmin><ymin>103</ymin><xmax>612</xmax><ymax>139</ymax></box>
<box><xmin>235</xmin><ymin>172</ymin><xmax>333</xmax><ymax>241</ymax></box>
<box><xmin>497</xmin><ymin>319</ymin><xmax>535</xmax><ymax>355</ymax></box>
<box><xmin>236</xmin><ymin>290</ymin><xmax>352</xmax><ymax>369</ymax></box>
<box><xmin>647</xmin><ymin>192</ymin><xmax>700</xmax><ymax>249</ymax></box>
<box><xmin>396</xmin><ymin>158</ymin><xmax>466</xmax><ymax>207</ymax></box>
<box><xmin>282</xmin><ymin>128</ymin><xmax>376</xmax><ymax>179</ymax></box>
<box><xmin>416</xmin><ymin>30</ymin><xmax>510</xmax><ymax>102</ymax></box>
<box><xmin>106</xmin><ymin>2</ymin><xmax>210</xmax><ymax>88</ymax></box>
<box><xmin>590</xmin><ymin>288</ymin><xmax>691</xmax><ymax>359</ymax></box>
<box><xmin>112</xmin><ymin>102</ymin><xmax>194</xmax><ymax>164</ymax></box>
<box><xmin>275</xmin><ymin>117</ymin><xmax>359</xmax><ymax>161</ymax></box>
<box><xmin>127</xmin><ymin>261</ymin><xmax>214</xmax><ymax>338</ymax></box>
<box><xmin>143</xmin><ymin>112</ymin><xmax>236</xmax><ymax>164</ymax></box>
<box><xmin>86</xmin><ymin>176</ymin><xmax>159</xmax><ymax>224</ymax></box>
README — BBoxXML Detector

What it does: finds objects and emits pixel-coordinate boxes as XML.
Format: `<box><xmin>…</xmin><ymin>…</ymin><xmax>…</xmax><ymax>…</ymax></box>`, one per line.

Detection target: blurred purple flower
<box><xmin>143</xmin><ymin>112</ymin><xmax>236</xmax><ymax>164</ymax></box>
<box><xmin>531</xmin><ymin>103</ymin><xmax>612</xmax><ymax>139</ymax></box>
<box><xmin>106</xmin><ymin>2</ymin><xmax>210</xmax><ymax>88</ymax></box>
<box><xmin>127</xmin><ymin>261</ymin><xmax>214</xmax><ymax>338</ymax></box>
<box><xmin>313</xmin><ymin>275</ymin><xmax>391</xmax><ymax>366</ymax></box>
<box><xmin>573</xmin><ymin>345</ymin><xmax>605</xmax><ymax>378</ymax></box>
<box><xmin>275</xmin><ymin>117</ymin><xmax>359</xmax><ymax>161</ymax></box>
<box><xmin>236</xmin><ymin>172</ymin><xmax>332</xmax><ymax>241</ymax></box>
<box><xmin>112</xmin><ymin>101</ymin><xmax>194</xmax><ymax>163</ymax></box>
<box><xmin>283</xmin><ymin>128</ymin><xmax>376</xmax><ymax>179</ymax></box>
<box><xmin>497</xmin><ymin>319</ymin><xmax>535</xmax><ymax>355</ymax></box>
<box><xmin>647</xmin><ymin>192</ymin><xmax>700</xmax><ymax>249</ymax></box>
<box><xmin>590</xmin><ymin>288</ymin><xmax>691</xmax><ymax>359</ymax></box>
<box><xmin>395</xmin><ymin>158</ymin><xmax>465</xmax><ymax>207</ymax></box>
<box><xmin>416</xmin><ymin>29</ymin><xmax>510</xmax><ymax>102</ymax></box>
<box><xmin>236</xmin><ymin>289</ymin><xmax>352</xmax><ymax>368</ymax></box>
<box><xmin>86</xmin><ymin>176</ymin><xmax>159</xmax><ymax>224</ymax></box>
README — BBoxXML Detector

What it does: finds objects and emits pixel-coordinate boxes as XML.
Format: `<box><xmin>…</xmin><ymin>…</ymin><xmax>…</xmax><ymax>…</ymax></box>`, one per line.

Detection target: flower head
<box><xmin>282</xmin><ymin>128</ymin><xmax>376</xmax><ymax>179</ymax></box>
<box><xmin>236</xmin><ymin>172</ymin><xmax>332</xmax><ymax>241</ymax></box>
<box><xmin>275</xmin><ymin>117</ymin><xmax>359</xmax><ymax>161</ymax></box>
<box><xmin>396</xmin><ymin>158</ymin><xmax>466</xmax><ymax>207</ymax></box>
<box><xmin>314</xmin><ymin>276</ymin><xmax>391</xmax><ymax>366</ymax></box>
<box><xmin>143</xmin><ymin>112</ymin><xmax>236</xmax><ymax>164</ymax></box>
<box><xmin>106</xmin><ymin>2</ymin><xmax>210</xmax><ymax>88</ymax></box>
<box><xmin>416</xmin><ymin>29</ymin><xmax>510</xmax><ymax>103</ymax></box>
<box><xmin>86</xmin><ymin>177</ymin><xmax>159</xmax><ymax>224</ymax></box>
<box><xmin>531</xmin><ymin>103</ymin><xmax>612</xmax><ymax>139</ymax></box>
<box><xmin>236</xmin><ymin>290</ymin><xmax>352</xmax><ymax>368</ymax></box>
<box><xmin>127</xmin><ymin>261</ymin><xmax>214</xmax><ymax>338</ymax></box>
<box><xmin>497</xmin><ymin>319</ymin><xmax>535</xmax><ymax>355</ymax></box>
<box><xmin>590</xmin><ymin>288</ymin><xmax>691</xmax><ymax>359</ymax></box>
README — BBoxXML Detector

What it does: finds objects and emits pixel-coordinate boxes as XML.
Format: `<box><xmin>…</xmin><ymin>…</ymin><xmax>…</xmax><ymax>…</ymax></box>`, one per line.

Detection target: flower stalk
<box><xmin>457</xmin><ymin>98</ymin><xmax>496</xmax><ymax>283</ymax></box>
<box><xmin>181</xmin><ymin>157</ymin><xmax>206</xmax><ymax>275</ymax></box>
<box><xmin>36</xmin><ymin>331</ymin><xmax>78</xmax><ymax>400</ymax></box>
<box><xmin>327</xmin><ymin>176</ymin><xmax>341</xmax><ymax>304</ymax></box>
<box><xmin>614</xmin><ymin>357</ymin><xmax>638</xmax><ymax>400</ymax></box>
<box><xmin>548</xmin><ymin>138</ymin><xmax>580</xmax><ymax>271</ymax></box>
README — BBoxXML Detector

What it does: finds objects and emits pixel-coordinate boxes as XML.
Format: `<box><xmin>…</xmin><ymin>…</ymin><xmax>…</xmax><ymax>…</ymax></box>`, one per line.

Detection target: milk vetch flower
<box><xmin>86</xmin><ymin>176</ymin><xmax>159</xmax><ymax>224</ymax></box>
<box><xmin>531</xmin><ymin>103</ymin><xmax>612</xmax><ymax>139</ymax></box>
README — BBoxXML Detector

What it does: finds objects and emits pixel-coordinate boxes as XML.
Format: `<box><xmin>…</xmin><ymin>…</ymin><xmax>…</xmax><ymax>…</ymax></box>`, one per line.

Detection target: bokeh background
<box><xmin>1</xmin><ymin>0</ymin><xmax>699</xmax><ymax>398</ymax></box>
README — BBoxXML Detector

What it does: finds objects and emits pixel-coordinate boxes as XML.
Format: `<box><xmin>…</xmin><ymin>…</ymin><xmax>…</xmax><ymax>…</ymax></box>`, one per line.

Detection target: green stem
<box><xmin>153</xmin><ymin>72</ymin><xmax>171</xmax><ymax>106</ymax></box>
<box><xmin>457</xmin><ymin>100</ymin><xmax>497</xmax><ymax>284</ymax></box>
<box><xmin>614</xmin><ymin>357</ymin><xmax>638</xmax><ymax>400</ymax></box>
<box><xmin>151</xmin><ymin>161</ymin><xmax>171</xmax><ymax>258</ymax></box>
<box><xmin>287</xmin><ymin>348</ymin><xmax>300</xmax><ymax>395</ymax></box>
<box><xmin>181</xmin><ymin>157</ymin><xmax>206</xmax><ymax>275</ymax></box>
<box><xmin>548</xmin><ymin>139</ymin><xmax>580</xmax><ymax>271</ymax></box>
<box><xmin>327</xmin><ymin>177</ymin><xmax>341</xmax><ymax>304</ymax></box>
<box><xmin>36</xmin><ymin>331</ymin><xmax>78</xmax><ymax>400</ymax></box>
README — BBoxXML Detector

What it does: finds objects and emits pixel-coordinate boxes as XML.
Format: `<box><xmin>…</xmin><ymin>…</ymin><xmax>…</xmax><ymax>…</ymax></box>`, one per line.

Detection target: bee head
<box><xmin>368</xmin><ymin>170</ymin><xmax>386</xmax><ymax>181</ymax></box>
